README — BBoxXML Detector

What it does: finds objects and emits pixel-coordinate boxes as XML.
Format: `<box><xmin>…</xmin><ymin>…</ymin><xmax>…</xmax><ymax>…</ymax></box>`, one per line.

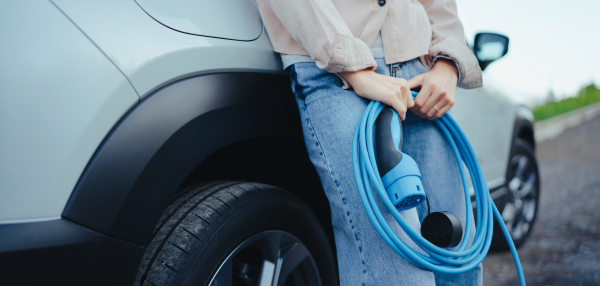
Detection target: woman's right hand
<box><xmin>340</xmin><ymin>69</ymin><xmax>414</xmax><ymax>120</ymax></box>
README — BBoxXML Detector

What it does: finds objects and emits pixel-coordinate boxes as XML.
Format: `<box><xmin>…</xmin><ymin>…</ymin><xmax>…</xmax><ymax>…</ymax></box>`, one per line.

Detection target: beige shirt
<box><xmin>256</xmin><ymin>0</ymin><xmax>482</xmax><ymax>89</ymax></box>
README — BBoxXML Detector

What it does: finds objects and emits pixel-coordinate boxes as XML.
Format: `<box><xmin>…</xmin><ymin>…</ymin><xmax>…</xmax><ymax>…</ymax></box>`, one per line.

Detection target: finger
<box><xmin>411</xmin><ymin>80</ymin><xmax>434</xmax><ymax>112</ymax></box>
<box><xmin>426</xmin><ymin>96</ymin><xmax>453</xmax><ymax>119</ymax></box>
<box><xmin>432</xmin><ymin>104</ymin><xmax>453</xmax><ymax>119</ymax></box>
<box><xmin>407</xmin><ymin>92</ymin><xmax>415</xmax><ymax>109</ymax></box>
<box><xmin>425</xmin><ymin>96</ymin><xmax>451</xmax><ymax>120</ymax></box>
<box><xmin>425</xmin><ymin>104</ymin><xmax>441</xmax><ymax>119</ymax></box>
<box><xmin>420</xmin><ymin>86</ymin><xmax>445</xmax><ymax>114</ymax></box>
<box><xmin>410</xmin><ymin>104</ymin><xmax>427</xmax><ymax>118</ymax></box>
<box><xmin>399</xmin><ymin>84</ymin><xmax>411</xmax><ymax>109</ymax></box>
<box><xmin>407</xmin><ymin>74</ymin><xmax>425</xmax><ymax>89</ymax></box>
<box><xmin>432</xmin><ymin>96</ymin><xmax>455</xmax><ymax>119</ymax></box>
<box><xmin>390</xmin><ymin>98</ymin><xmax>407</xmax><ymax>121</ymax></box>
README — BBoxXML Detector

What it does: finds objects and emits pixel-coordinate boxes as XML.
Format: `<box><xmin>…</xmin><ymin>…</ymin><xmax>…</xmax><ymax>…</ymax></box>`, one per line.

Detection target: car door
<box><xmin>453</xmin><ymin>74</ymin><xmax>516</xmax><ymax>190</ymax></box>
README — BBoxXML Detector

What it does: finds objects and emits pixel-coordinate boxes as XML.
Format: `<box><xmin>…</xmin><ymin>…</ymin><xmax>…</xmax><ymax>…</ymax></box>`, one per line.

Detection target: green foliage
<box><xmin>533</xmin><ymin>84</ymin><xmax>600</xmax><ymax>121</ymax></box>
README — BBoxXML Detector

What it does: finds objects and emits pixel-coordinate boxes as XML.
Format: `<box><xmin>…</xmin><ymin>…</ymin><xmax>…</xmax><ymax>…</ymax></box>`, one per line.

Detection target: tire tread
<box><xmin>136</xmin><ymin>181</ymin><xmax>241</xmax><ymax>285</ymax></box>
<box><xmin>136</xmin><ymin>181</ymin><xmax>337</xmax><ymax>286</ymax></box>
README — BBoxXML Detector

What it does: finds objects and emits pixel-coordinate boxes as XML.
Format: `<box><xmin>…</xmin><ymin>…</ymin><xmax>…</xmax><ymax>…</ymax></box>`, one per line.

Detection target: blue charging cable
<box><xmin>352</xmin><ymin>91</ymin><xmax>525</xmax><ymax>285</ymax></box>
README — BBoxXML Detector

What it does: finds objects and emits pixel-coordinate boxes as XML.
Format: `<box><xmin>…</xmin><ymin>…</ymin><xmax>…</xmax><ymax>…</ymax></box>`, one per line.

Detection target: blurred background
<box><xmin>458</xmin><ymin>0</ymin><xmax>599</xmax><ymax>105</ymax></box>
<box><xmin>456</xmin><ymin>0</ymin><xmax>600</xmax><ymax>285</ymax></box>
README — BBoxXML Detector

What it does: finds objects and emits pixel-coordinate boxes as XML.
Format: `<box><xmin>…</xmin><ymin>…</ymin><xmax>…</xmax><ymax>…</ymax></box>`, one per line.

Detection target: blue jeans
<box><xmin>289</xmin><ymin>58</ymin><xmax>482</xmax><ymax>285</ymax></box>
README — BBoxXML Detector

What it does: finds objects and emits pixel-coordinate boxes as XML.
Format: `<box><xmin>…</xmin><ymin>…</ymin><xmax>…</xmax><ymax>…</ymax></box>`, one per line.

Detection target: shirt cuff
<box><xmin>425</xmin><ymin>37</ymin><xmax>483</xmax><ymax>89</ymax></box>
<box><xmin>315</xmin><ymin>34</ymin><xmax>377</xmax><ymax>74</ymax></box>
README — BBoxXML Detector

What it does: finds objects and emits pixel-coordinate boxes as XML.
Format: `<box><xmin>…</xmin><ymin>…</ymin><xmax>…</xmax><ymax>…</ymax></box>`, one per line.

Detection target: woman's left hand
<box><xmin>407</xmin><ymin>58</ymin><xmax>459</xmax><ymax>120</ymax></box>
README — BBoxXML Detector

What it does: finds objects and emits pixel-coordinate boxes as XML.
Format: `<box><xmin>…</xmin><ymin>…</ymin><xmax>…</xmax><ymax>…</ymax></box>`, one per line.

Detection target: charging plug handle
<box><xmin>375</xmin><ymin>107</ymin><xmax>403</xmax><ymax>177</ymax></box>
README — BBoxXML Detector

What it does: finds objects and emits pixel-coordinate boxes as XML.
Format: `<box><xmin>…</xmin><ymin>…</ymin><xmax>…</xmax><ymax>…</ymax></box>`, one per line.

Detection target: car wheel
<box><xmin>135</xmin><ymin>181</ymin><xmax>338</xmax><ymax>286</ymax></box>
<box><xmin>491</xmin><ymin>138</ymin><xmax>540</xmax><ymax>251</ymax></box>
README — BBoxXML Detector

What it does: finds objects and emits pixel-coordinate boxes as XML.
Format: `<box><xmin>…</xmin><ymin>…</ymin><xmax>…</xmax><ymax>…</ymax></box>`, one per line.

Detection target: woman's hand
<box><xmin>407</xmin><ymin>58</ymin><xmax>459</xmax><ymax>120</ymax></box>
<box><xmin>340</xmin><ymin>69</ymin><xmax>414</xmax><ymax>120</ymax></box>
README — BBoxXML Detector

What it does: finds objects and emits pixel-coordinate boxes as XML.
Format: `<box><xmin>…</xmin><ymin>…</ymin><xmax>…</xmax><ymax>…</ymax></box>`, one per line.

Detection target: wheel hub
<box><xmin>502</xmin><ymin>154</ymin><xmax>538</xmax><ymax>241</ymax></box>
<box><xmin>209</xmin><ymin>230</ymin><xmax>321</xmax><ymax>286</ymax></box>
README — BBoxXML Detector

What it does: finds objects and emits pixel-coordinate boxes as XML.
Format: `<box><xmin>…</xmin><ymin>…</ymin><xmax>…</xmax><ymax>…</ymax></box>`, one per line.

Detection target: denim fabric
<box><xmin>289</xmin><ymin>58</ymin><xmax>482</xmax><ymax>285</ymax></box>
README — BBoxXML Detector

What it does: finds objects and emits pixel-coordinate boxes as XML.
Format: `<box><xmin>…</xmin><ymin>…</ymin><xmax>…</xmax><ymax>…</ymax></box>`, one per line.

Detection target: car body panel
<box><xmin>0</xmin><ymin>2</ymin><xmax>536</xmax><ymax>284</ymax></box>
<box><xmin>62</xmin><ymin>72</ymin><xmax>305</xmax><ymax>246</ymax></box>
<box><xmin>134</xmin><ymin>0</ymin><xmax>263</xmax><ymax>41</ymax></box>
<box><xmin>0</xmin><ymin>0</ymin><xmax>139</xmax><ymax>224</ymax></box>
<box><xmin>52</xmin><ymin>0</ymin><xmax>283</xmax><ymax>98</ymax></box>
<box><xmin>454</xmin><ymin>73</ymin><xmax>516</xmax><ymax>189</ymax></box>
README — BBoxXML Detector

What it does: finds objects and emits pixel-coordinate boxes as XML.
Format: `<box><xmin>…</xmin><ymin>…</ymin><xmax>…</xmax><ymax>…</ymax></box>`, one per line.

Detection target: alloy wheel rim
<box><xmin>502</xmin><ymin>153</ymin><xmax>538</xmax><ymax>241</ymax></box>
<box><xmin>208</xmin><ymin>230</ymin><xmax>321</xmax><ymax>286</ymax></box>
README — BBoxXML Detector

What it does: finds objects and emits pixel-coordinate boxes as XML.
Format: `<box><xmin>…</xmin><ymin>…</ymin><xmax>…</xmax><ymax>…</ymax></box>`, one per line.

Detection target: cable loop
<box><xmin>352</xmin><ymin>92</ymin><xmax>525</xmax><ymax>284</ymax></box>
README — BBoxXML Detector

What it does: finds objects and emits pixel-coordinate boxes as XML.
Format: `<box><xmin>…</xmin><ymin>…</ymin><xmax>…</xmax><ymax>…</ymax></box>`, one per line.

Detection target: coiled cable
<box><xmin>352</xmin><ymin>91</ymin><xmax>525</xmax><ymax>285</ymax></box>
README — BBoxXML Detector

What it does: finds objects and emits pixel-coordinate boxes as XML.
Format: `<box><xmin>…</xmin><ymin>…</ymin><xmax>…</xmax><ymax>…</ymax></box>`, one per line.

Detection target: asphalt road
<box><xmin>482</xmin><ymin>114</ymin><xmax>600</xmax><ymax>285</ymax></box>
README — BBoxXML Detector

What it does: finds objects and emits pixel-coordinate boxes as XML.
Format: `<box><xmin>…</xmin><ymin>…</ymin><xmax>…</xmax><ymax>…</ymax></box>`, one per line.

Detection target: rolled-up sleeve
<box><xmin>419</xmin><ymin>0</ymin><xmax>482</xmax><ymax>89</ymax></box>
<box><xmin>263</xmin><ymin>0</ymin><xmax>376</xmax><ymax>73</ymax></box>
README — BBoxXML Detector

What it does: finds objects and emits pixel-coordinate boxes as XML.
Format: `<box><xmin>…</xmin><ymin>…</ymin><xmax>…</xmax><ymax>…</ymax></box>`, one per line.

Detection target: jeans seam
<box><xmin>297</xmin><ymin>96</ymin><xmax>369</xmax><ymax>283</ymax></box>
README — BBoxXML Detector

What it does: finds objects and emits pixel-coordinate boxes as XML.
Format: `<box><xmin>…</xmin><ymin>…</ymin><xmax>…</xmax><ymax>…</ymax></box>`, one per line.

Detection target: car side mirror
<box><xmin>473</xmin><ymin>33</ymin><xmax>509</xmax><ymax>71</ymax></box>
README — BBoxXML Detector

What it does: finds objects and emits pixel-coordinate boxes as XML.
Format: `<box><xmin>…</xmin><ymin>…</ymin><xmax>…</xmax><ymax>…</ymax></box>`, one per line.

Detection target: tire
<box><xmin>491</xmin><ymin>138</ymin><xmax>540</xmax><ymax>251</ymax></box>
<box><xmin>135</xmin><ymin>181</ymin><xmax>338</xmax><ymax>286</ymax></box>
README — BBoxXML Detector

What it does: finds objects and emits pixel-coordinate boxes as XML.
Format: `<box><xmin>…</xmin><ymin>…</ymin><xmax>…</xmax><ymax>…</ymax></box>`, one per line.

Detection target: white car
<box><xmin>0</xmin><ymin>1</ymin><xmax>539</xmax><ymax>285</ymax></box>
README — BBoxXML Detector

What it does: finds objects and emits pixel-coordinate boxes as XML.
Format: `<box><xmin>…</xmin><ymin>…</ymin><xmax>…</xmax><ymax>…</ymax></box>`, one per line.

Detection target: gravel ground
<box><xmin>482</xmin><ymin>114</ymin><xmax>600</xmax><ymax>285</ymax></box>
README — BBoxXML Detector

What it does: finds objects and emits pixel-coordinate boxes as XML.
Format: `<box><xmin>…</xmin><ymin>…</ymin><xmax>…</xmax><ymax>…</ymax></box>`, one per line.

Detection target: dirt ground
<box><xmin>482</xmin><ymin>115</ymin><xmax>600</xmax><ymax>285</ymax></box>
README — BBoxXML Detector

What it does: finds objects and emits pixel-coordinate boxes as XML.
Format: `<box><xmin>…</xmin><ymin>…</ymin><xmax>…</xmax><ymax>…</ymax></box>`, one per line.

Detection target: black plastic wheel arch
<box><xmin>62</xmin><ymin>72</ymin><xmax>302</xmax><ymax>246</ymax></box>
<box><xmin>511</xmin><ymin>106</ymin><xmax>535</xmax><ymax>150</ymax></box>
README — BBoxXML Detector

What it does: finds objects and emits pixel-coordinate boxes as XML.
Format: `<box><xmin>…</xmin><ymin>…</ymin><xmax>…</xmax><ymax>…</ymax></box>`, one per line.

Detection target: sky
<box><xmin>456</xmin><ymin>0</ymin><xmax>599</xmax><ymax>104</ymax></box>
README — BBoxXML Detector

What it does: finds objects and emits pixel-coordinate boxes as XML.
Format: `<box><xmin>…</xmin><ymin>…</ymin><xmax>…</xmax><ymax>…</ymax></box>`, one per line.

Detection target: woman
<box><xmin>256</xmin><ymin>0</ymin><xmax>483</xmax><ymax>285</ymax></box>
